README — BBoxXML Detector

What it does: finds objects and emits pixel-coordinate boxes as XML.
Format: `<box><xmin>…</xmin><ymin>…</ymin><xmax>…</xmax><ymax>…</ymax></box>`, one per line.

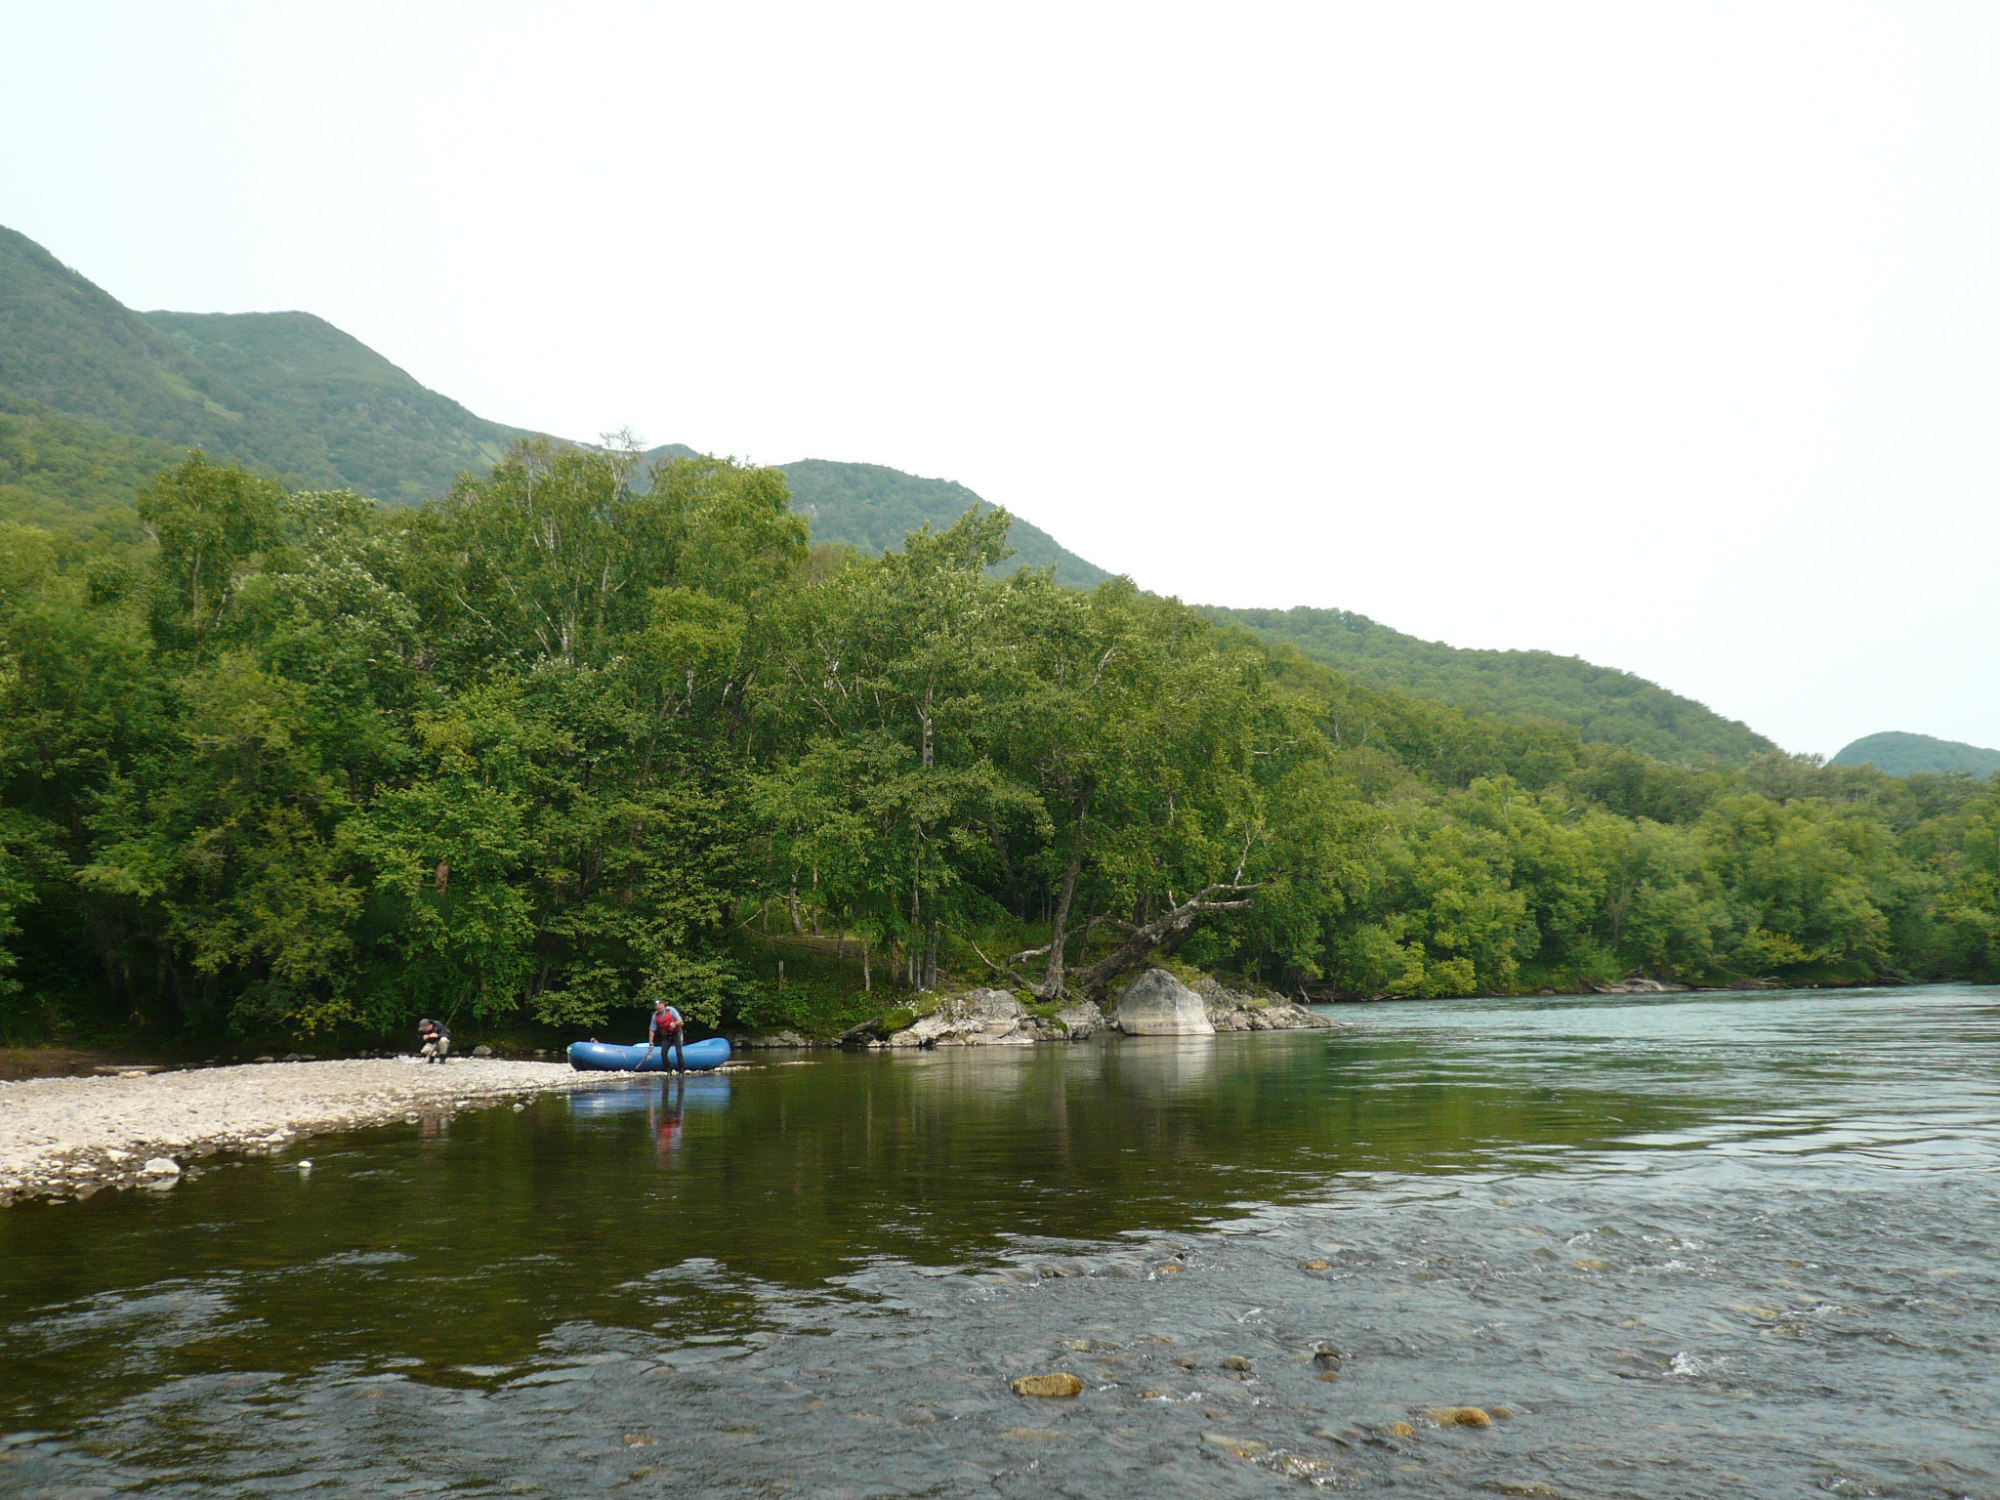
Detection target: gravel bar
<box><xmin>0</xmin><ymin>1056</ymin><xmax>611</xmax><ymax>1207</ymax></box>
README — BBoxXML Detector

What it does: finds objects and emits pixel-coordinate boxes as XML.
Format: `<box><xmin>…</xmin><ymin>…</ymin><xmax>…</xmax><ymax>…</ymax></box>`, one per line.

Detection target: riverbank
<box><xmin>0</xmin><ymin>1057</ymin><xmax>604</xmax><ymax>1208</ymax></box>
<box><xmin>751</xmin><ymin>969</ymin><xmax>1352</xmax><ymax>1050</ymax></box>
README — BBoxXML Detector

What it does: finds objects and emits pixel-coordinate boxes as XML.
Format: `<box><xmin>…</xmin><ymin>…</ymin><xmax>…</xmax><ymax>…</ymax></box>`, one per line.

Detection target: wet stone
<box><xmin>1202</xmin><ymin>1433</ymin><xmax>1268</xmax><ymax>1458</ymax></box>
<box><xmin>1010</xmin><ymin>1373</ymin><xmax>1084</xmax><ymax>1399</ymax></box>
<box><xmin>1425</xmin><ymin>1406</ymin><xmax>1495</xmax><ymax>1427</ymax></box>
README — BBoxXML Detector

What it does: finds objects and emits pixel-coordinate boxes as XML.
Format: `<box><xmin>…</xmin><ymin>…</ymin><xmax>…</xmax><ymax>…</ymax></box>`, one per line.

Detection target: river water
<box><xmin>2</xmin><ymin>986</ymin><xmax>1997</xmax><ymax>1498</ymax></box>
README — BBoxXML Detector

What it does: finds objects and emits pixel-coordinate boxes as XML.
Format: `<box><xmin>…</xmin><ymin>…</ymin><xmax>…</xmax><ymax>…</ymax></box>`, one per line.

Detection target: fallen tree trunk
<box><xmin>1071</xmin><ymin>881</ymin><xmax>1260</xmax><ymax>1000</ymax></box>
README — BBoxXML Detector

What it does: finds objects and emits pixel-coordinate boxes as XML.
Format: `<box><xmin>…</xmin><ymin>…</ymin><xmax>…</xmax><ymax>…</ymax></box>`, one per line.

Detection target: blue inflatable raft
<box><xmin>566</xmin><ymin>1037</ymin><xmax>731</xmax><ymax>1072</ymax></box>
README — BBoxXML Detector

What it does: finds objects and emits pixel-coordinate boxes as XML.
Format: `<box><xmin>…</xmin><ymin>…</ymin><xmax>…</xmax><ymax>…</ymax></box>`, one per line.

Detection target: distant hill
<box><xmin>0</xmin><ymin>225</ymin><xmax>339</xmax><ymax>492</ymax></box>
<box><xmin>0</xmin><ymin>228</ymin><xmax>1108</xmax><ymax>582</ymax></box>
<box><xmin>775</xmin><ymin>459</ymin><xmax>1112</xmax><ymax>589</ymax></box>
<box><xmin>0</xmin><ymin>222</ymin><xmax>1786</xmax><ymax>768</ymax></box>
<box><xmin>1211</xmin><ymin>605</ymin><xmax>1776</xmax><ymax>766</ymax></box>
<box><xmin>641</xmin><ymin>446</ymin><xmax>1112</xmax><ymax>587</ymax></box>
<box><xmin>145</xmin><ymin>311</ymin><xmax>527</xmax><ymax>504</ymax></box>
<box><xmin>0</xmin><ymin>223</ymin><xmax>531</xmax><ymax>509</ymax></box>
<box><xmin>0</xmin><ymin>226</ymin><xmax>260</xmax><ymax>451</ymax></box>
<box><xmin>1830</xmin><ymin>731</ymin><xmax>2000</xmax><ymax>778</ymax></box>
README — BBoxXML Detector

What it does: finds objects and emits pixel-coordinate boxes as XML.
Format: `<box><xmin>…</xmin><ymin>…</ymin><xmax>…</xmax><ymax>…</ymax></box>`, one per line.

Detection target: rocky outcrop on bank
<box><xmin>1588</xmin><ymin>975</ymin><xmax>1692</xmax><ymax>995</ymax></box>
<box><xmin>1193</xmin><ymin>975</ymin><xmax>1344</xmax><ymax>1033</ymax></box>
<box><xmin>841</xmin><ymin>989</ymin><xmax>1108</xmax><ymax>1048</ymax></box>
<box><xmin>1119</xmin><ymin>968</ymin><xmax>1345</xmax><ymax>1035</ymax></box>
<box><xmin>834</xmin><ymin>968</ymin><xmax>1349</xmax><ymax>1049</ymax></box>
<box><xmin>0</xmin><ymin>1057</ymin><xmax>602</xmax><ymax>1208</ymax></box>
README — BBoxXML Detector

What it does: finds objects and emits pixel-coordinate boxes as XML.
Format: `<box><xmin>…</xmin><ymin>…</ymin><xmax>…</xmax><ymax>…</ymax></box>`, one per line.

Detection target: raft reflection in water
<box><xmin>566</xmin><ymin>1077</ymin><xmax>733</xmax><ymax>1118</ymax></box>
<box><xmin>568</xmin><ymin>1076</ymin><xmax>732</xmax><ymax>1167</ymax></box>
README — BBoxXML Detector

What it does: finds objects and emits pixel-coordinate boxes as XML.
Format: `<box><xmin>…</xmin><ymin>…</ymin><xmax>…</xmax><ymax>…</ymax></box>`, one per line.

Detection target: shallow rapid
<box><xmin>3</xmin><ymin>986</ymin><xmax>1997</xmax><ymax>1497</ymax></box>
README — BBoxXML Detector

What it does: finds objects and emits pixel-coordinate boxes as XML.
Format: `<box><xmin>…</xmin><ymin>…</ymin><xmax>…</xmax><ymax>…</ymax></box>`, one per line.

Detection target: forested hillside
<box><xmin>0</xmin><ymin>225</ymin><xmax>533</xmax><ymax>512</ymax></box>
<box><xmin>0</xmin><ymin>226</ymin><xmax>255</xmax><ymax>452</ymax></box>
<box><xmin>144</xmin><ymin>311</ymin><xmax>527</xmax><ymax>504</ymax></box>
<box><xmin>0</xmin><ymin>401</ymin><xmax>177</xmax><ymax>545</ymax></box>
<box><xmin>1212</xmin><ymin>605</ymin><xmax>1776</xmax><ymax>765</ymax></box>
<box><xmin>2</xmin><ymin>444</ymin><xmax>1994</xmax><ymax>1051</ymax></box>
<box><xmin>3</xmin><ymin>224</ymin><xmax>1108</xmax><ymax>589</ymax></box>
<box><xmin>777</xmin><ymin>459</ymin><xmax>1111</xmax><ymax>588</ymax></box>
<box><xmin>1832</xmin><ymin>731</ymin><xmax>2000</xmax><ymax>778</ymax></box>
<box><xmin>3</xmin><ymin>220</ymin><xmax>1790</xmax><ymax>773</ymax></box>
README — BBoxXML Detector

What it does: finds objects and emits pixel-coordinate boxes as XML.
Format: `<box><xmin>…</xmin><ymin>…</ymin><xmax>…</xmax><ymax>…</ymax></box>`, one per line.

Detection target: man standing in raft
<box><xmin>648</xmin><ymin>1000</ymin><xmax>686</xmax><ymax>1073</ymax></box>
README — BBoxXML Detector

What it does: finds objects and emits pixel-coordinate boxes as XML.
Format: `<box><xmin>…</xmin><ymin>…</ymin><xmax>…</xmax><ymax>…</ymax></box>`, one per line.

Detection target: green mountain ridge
<box><xmin>776</xmin><ymin>459</ymin><xmax>1112</xmax><ymax>590</ymax></box>
<box><xmin>638</xmin><ymin>446</ymin><xmax>1112</xmax><ymax>589</ymax></box>
<box><xmin>0</xmin><ymin>224</ymin><xmax>534</xmax><ymax>510</ymax></box>
<box><xmin>1831</xmin><ymin>731</ymin><xmax>2000</xmax><ymax>779</ymax></box>
<box><xmin>1</xmin><ymin>227</ymin><xmax>346</xmax><ymax>491</ymax></box>
<box><xmin>0</xmin><ymin>226</ymin><xmax>246</xmax><ymax>444</ymax></box>
<box><xmin>1208</xmin><ymin>605</ymin><xmax>1776</xmax><ymax>766</ymax></box>
<box><xmin>1</xmin><ymin>219</ymin><xmax>1775</xmax><ymax>763</ymax></box>
<box><xmin>144</xmin><ymin>310</ymin><xmax>529</xmax><ymax>504</ymax></box>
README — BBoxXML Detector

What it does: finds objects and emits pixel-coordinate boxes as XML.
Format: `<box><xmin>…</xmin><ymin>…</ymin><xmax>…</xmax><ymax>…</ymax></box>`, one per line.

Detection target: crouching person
<box><xmin>418</xmin><ymin>1017</ymin><xmax>452</xmax><ymax>1064</ymax></box>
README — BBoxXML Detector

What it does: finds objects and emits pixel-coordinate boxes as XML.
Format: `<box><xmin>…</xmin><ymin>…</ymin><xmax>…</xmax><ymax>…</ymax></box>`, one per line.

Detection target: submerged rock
<box><xmin>1010</xmin><ymin>1372</ymin><xmax>1084</xmax><ymax>1398</ymax></box>
<box><xmin>1113</xmin><ymin>969</ymin><xmax>1215</xmax><ymax>1035</ymax></box>
<box><xmin>1424</xmin><ymin>1406</ymin><xmax>1495</xmax><ymax>1427</ymax></box>
<box><xmin>1202</xmin><ymin>1434</ymin><xmax>1268</xmax><ymax>1458</ymax></box>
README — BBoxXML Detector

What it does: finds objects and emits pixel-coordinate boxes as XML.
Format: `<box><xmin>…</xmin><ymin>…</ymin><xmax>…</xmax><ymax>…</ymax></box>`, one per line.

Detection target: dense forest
<box><xmin>1</xmin><ymin>442</ymin><xmax>1994</xmax><ymax>1048</ymax></box>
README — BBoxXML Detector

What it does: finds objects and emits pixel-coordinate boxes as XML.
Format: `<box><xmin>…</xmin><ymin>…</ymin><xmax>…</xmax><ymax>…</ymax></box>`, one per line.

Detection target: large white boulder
<box><xmin>1113</xmin><ymin>968</ymin><xmax>1215</xmax><ymax>1035</ymax></box>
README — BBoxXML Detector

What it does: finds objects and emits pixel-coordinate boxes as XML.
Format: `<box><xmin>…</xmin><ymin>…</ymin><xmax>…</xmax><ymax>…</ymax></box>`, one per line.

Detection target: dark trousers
<box><xmin>654</xmin><ymin>1033</ymin><xmax>685</xmax><ymax>1071</ymax></box>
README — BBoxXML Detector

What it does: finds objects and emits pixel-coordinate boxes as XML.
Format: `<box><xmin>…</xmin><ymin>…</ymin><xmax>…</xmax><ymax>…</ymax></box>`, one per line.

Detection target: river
<box><xmin>2</xmin><ymin>985</ymin><xmax>1996</xmax><ymax>1498</ymax></box>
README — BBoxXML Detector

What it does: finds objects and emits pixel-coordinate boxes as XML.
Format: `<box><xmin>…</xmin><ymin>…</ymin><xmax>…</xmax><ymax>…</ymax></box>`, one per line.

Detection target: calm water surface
<box><xmin>2</xmin><ymin>986</ymin><xmax>1997</xmax><ymax>1498</ymax></box>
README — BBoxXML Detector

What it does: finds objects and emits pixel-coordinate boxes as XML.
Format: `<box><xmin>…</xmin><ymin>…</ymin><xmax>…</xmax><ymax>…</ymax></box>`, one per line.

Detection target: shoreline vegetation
<box><xmin>0</xmin><ymin>443</ymin><xmax>1996</xmax><ymax>1066</ymax></box>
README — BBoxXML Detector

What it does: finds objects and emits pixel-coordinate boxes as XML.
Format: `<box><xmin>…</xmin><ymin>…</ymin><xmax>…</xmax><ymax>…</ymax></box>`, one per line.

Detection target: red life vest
<box><xmin>654</xmin><ymin>1007</ymin><xmax>682</xmax><ymax>1034</ymax></box>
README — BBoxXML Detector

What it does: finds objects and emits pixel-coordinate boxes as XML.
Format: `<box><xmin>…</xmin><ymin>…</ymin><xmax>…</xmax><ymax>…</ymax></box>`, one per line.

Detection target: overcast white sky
<box><xmin>5</xmin><ymin>1</ymin><xmax>1997</xmax><ymax>755</ymax></box>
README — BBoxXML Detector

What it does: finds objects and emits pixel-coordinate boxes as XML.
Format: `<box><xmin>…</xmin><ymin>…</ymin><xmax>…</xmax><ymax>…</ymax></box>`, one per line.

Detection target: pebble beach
<box><xmin>0</xmin><ymin>1057</ymin><xmax>602</xmax><ymax>1207</ymax></box>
